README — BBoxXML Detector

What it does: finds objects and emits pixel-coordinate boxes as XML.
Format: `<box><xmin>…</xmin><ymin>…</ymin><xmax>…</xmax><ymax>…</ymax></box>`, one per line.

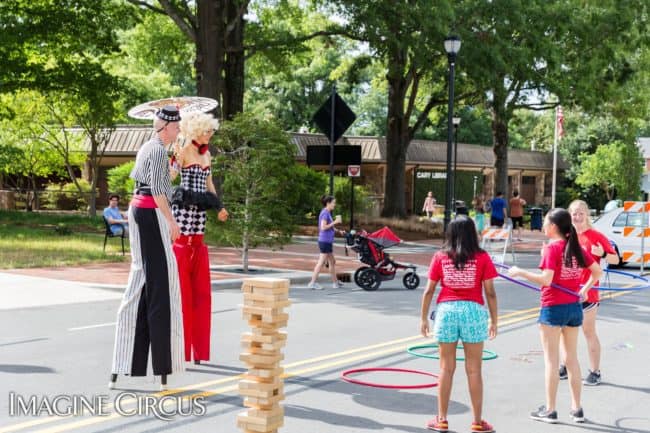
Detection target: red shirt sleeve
<box><xmin>428</xmin><ymin>252</ymin><xmax>442</xmax><ymax>282</ymax></box>
<box><xmin>481</xmin><ymin>252</ymin><xmax>498</xmax><ymax>280</ymax></box>
<box><xmin>540</xmin><ymin>242</ymin><xmax>560</xmax><ymax>271</ymax></box>
<box><xmin>593</xmin><ymin>230</ymin><xmax>616</xmax><ymax>255</ymax></box>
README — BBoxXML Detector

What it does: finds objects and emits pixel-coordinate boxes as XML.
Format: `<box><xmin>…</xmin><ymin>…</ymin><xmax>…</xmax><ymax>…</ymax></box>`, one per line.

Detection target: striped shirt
<box><xmin>130</xmin><ymin>136</ymin><xmax>172</xmax><ymax>201</ymax></box>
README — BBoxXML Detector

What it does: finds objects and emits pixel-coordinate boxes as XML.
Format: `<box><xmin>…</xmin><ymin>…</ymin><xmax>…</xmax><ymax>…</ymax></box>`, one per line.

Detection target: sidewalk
<box><xmin>3</xmin><ymin>229</ymin><xmax>547</xmax><ymax>290</ymax></box>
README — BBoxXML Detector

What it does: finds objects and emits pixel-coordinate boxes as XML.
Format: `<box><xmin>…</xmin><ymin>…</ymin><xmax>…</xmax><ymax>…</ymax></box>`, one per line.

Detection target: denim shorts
<box><xmin>433</xmin><ymin>301</ymin><xmax>489</xmax><ymax>343</ymax></box>
<box><xmin>318</xmin><ymin>241</ymin><xmax>333</xmax><ymax>254</ymax></box>
<box><xmin>538</xmin><ymin>302</ymin><xmax>583</xmax><ymax>327</ymax></box>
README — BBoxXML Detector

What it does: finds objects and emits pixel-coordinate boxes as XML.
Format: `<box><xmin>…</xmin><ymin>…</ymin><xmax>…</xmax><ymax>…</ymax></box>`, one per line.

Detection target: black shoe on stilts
<box><xmin>108</xmin><ymin>374</ymin><xmax>117</xmax><ymax>390</ymax></box>
<box><xmin>194</xmin><ymin>360</ymin><xmax>201</xmax><ymax>365</ymax></box>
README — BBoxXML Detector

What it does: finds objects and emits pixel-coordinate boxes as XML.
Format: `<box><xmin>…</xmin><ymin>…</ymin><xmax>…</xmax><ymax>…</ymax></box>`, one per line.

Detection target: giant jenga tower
<box><xmin>238</xmin><ymin>278</ymin><xmax>290</xmax><ymax>433</ymax></box>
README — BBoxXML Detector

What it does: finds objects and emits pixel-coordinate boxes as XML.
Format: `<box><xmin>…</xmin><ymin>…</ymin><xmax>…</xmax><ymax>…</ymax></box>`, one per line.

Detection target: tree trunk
<box><xmin>223</xmin><ymin>0</ymin><xmax>245</xmax><ymax>118</ymax></box>
<box><xmin>491</xmin><ymin>88</ymin><xmax>510</xmax><ymax>198</ymax></box>
<box><xmin>195</xmin><ymin>0</ymin><xmax>221</xmax><ymax>108</ymax></box>
<box><xmin>381</xmin><ymin>53</ymin><xmax>409</xmax><ymax>219</ymax></box>
<box><xmin>195</xmin><ymin>0</ymin><xmax>246</xmax><ymax>120</ymax></box>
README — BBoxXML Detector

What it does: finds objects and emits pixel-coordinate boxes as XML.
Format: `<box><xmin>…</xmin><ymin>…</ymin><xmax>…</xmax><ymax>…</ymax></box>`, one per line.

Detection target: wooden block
<box><xmin>243</xmin><ymin>299</ymin><xmax>292</xmax><ymax>309</ymax></box>
<box><xmin>242</xmin><ymin>278</ymin><xmax>289</xmax><ymax>292</ymax></box>
<box><xmin>239</xmin><ymin>382</ymin><xmax>284</xmax><ymax>399</ymax></box>
<box><xmin>243</xmin><ymin>292</ymin><xmax>289</xmax><ymax>302</ymax></box>
<box><xmin>247</xmin><ymin>406</ymin><xmax>284</xmax><ymax>419</ymax></box>
<box><xmin>240</xmin><ymin>352</ymin><xmax>283</xmax><ymax>368</ymax></box>
<box><xmin>241</xmin><ymin>339</ymin><xmax>286</xmax><ymax>353</ymax></box>
<box><xmin>245</xmin><ymin>367</ymin><xmax>283</xmax><ymax>380</ymax></box>
<box><xmin>243</xmin><ymin>393</ymin><xmax>285</xmax><ymax>408</ymax></box>
<box><xmin>247</xmin><ymin>312</ymin><xmax>289</xmax><ymax>325</ymax></box>
<box><xmin>239</xmin><ymin>378</ymin><xmax>281</xmax><ymax>391</ymax></box>
<box><xmin>242</xmin><ymin>331</ymin><xmax>287</xmax><ymax>344</ymax></box>
<box><xmin>242</xmin><ymin>305</ymin><xmax>288</xmax><ymax>317</ymax></box>
<box><xmin>251</xmin><ymin>327</ymin><xmax>287</xmax><ymax>337</ymax></box>
<box><xmin>237</xmin><ymin>411</ymin><xmax>284</xmax><ymax>432</ymax></box>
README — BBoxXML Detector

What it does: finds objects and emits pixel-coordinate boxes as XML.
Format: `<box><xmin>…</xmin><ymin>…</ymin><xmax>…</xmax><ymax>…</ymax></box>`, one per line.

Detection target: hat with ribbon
<box><xmin>155</xmin><ymin>105</ymin><xmax>181</xmax><ymax>122</ymax></box>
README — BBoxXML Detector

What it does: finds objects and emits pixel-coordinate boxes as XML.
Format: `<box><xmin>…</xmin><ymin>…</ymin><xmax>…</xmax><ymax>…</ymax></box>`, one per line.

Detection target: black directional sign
<box><xmin>312</xmin><ymin>92</ymin><xmax>356</xmax><ymax>144</ymax></box>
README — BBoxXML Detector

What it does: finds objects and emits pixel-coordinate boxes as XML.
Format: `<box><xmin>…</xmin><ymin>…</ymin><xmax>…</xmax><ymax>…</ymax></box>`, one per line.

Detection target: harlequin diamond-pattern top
<box><xmin>172</xmin><ymin>164</ymin><xmax>210</xmax><ymax>235</ymax></box>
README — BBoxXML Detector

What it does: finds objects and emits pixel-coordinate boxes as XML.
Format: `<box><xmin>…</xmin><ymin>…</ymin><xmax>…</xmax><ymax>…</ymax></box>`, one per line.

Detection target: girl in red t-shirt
<box><xmin>559</xmin><ymin>200</ymin><xmax>619</xmax><ymax>385</ymax></box>
<box><xmin>509</xmin><ymin>208</ymin><xmax>601</xmax><ymax>424</ymax></box>
<box><xmin>420</xmin><ymin>216</ymin><xmax>498</xmax><ymax>433</ymax></box>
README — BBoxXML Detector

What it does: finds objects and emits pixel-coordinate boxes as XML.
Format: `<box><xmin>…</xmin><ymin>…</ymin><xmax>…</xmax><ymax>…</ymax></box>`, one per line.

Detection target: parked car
<box><xmin>592</xmin><ymin>205</ymin><xmax>650</xmax><ymax>267</ymax></box>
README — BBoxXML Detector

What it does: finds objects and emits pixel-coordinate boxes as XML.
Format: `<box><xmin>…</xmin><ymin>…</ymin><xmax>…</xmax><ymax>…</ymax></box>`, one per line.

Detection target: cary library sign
<box><xmin>416</xmin><ymin>171</ymin><xmax>447</xmax><ymax>180</ymax></box>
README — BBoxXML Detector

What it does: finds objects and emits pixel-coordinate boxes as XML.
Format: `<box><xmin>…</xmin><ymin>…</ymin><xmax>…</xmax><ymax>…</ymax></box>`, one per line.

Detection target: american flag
<box><xmin>556</xmin><ymin>106</ymin><xmax>565</xmax><ymax>139</ymax></box>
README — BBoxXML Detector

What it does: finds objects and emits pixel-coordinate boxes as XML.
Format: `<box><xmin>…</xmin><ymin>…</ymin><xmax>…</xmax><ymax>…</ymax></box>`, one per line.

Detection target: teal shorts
<box><xmin>433</xmin><ymin>301</ymin><xmax>489</xmax><ymax>343</ymax></box>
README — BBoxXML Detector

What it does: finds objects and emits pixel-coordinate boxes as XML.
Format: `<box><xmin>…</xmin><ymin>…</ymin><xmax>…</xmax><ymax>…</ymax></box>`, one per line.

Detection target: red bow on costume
<box><xmin>192</xmin><ymin>140</ymin><xmax>208</xmax><ymax>155</ymax></box>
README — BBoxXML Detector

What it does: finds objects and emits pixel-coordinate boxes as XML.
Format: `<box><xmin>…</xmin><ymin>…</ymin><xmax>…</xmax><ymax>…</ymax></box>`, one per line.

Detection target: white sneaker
<box><xmin>332</xmin><ymin>281</ymin><xmax>344</xmax><ymax>289</ymax></box>
<box><xmin>308</xmin><ymin>282</ymin><xmax>323</xmax><ymax>290</ymax></box>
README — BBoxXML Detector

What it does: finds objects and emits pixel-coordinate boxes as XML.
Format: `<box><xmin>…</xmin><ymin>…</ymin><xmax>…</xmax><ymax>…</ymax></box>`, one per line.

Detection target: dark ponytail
<box><xmin>547</xmin><ymin>208</ymin><xmax>587</xmax><ymax>268</ymax></box>
<box><xmin>321</xmin><ymin>195</ymin><xmax>334</xmax><ymax>207</ymax></box>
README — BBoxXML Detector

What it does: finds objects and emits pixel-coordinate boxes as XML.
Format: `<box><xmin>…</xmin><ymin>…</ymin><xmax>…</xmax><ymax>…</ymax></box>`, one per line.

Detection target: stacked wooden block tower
<box><xmin>238</xmin><ymin>278</ymin><xmax>291</xmax><ymax>433</ymax></box>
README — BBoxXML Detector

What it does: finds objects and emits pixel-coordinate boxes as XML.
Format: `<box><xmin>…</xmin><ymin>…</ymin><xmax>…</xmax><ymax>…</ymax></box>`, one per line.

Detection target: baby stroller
<box><xmin>346</xmin><ymin>226</ymin><xmax>420</xmax><ymax>291</ymax></box>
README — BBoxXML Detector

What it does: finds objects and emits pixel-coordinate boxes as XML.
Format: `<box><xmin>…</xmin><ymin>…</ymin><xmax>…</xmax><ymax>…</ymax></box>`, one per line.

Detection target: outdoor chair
<box><xmin>103</xmin><ymin>217</ymin><xmax>125</xmax><ymax>255</ymax></box>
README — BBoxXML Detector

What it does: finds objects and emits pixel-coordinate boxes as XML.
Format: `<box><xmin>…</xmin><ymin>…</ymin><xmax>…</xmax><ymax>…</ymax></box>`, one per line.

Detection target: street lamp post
<box><xmin>452</xmin><ymin>116</ymin><xmax>461</xmax><ymax>211</ymax></box>
<box><xmin>444</xmin><ymin>35</ymin><xmax>461</xmax><ymax>231</ymax></box>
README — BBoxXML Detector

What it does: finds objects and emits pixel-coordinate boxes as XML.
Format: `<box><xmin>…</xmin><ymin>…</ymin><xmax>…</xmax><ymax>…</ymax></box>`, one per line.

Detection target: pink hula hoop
<box><xmin>341</xmin><ymin>367</ymin><xmax>439</xmax><ymax>389</ymax></box>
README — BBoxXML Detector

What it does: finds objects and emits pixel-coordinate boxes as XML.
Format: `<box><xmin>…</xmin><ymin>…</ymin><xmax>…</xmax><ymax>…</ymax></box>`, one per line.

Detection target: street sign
<box><xmin>347</xmin><ymin>165</ymin><xmax>361</xmax><ymax>177</ymax></box>
<box><xmin>306</xmin><ymin>145</ymin><xmax>362</xmax><ymax>166</ymax></box>
<box><xmin>312</xmin><ymin>92</ymin><xmax>357</xmax><ymax>144</ymax></box>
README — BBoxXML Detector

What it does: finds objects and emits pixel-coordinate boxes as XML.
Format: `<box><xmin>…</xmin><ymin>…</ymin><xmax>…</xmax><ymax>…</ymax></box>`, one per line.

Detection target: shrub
<box><xmin>107</xmin><ymin>161</ymin><xmax>136</xmax><ymax>199</ymax></box>
<box><xmin>42</xmin><ymin>179</ymin><xmax>93</xmax><ymax>211</ymax></box>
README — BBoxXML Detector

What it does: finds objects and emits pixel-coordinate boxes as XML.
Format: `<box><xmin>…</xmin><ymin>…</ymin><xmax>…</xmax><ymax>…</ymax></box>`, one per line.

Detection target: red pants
<box><xmin>173</xmin><ymin>235</ymin><xmax>211</xmax><ymax>362</ymax></box>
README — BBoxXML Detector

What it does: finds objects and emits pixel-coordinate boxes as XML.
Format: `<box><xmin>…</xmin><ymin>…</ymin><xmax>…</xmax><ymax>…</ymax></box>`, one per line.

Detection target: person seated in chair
<box><xmin>103</xmin><ymin>194</ymin><xmax>128</xmax><ymax>237</ymax></box>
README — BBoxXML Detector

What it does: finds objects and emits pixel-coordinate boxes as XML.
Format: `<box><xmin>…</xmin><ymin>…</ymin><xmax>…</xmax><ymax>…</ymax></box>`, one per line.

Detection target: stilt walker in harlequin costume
<box><xmin>109</xmin><ymin>106</ymin><xmax>184</xmax><ymax>391</ymax></box>
<box><xmin>171</xmin><ymin>111</ymin><xmax>228</xmax><ymax>364</ymax></box>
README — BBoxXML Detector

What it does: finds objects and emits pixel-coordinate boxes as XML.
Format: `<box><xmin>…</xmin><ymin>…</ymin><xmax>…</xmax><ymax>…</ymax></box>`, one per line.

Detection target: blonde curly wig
<box><xmin>179</xmin><ymin>111</ymin><xmax>219</xmax><ymax>142</ymax></box>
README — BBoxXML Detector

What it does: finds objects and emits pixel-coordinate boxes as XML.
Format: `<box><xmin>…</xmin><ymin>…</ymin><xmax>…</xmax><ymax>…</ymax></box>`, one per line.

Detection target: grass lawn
<box><xmin>0</xmin><ymin>210</ymin><xmax>129</xmax><ymax>269</ymax></box>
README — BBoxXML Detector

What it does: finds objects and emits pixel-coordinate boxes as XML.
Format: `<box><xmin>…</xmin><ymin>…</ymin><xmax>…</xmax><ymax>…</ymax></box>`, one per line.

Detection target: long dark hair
<box><xmin>443</xmin><ymin>216</ymin><xmax>483</xmax><ymax>270</ymax></box>
<box><xmin>547</xmin><ymin>208</ymin><xmax>587</xmax><ymax>268</ymax></box>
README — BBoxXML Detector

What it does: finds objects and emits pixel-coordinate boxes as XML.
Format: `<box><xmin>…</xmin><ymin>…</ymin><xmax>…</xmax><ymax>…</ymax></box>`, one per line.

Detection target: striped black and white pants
<box><xmin>111</xmin><ymin>205</ymin><xmax>184</xmax><ymax>376</ymax></box>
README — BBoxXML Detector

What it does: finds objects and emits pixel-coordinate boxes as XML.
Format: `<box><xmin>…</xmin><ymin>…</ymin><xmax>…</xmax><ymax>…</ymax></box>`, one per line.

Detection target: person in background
<box><xmin>423</xmin><ymin>191</ymin><xmax>437</xmax><ymax>218</ymax></box>
<box><xmin>103</xmin><ymin>194</ymin><xmax>128</xmax><ymax>237</ymax></box>
<box><xmin>558</xmin><ymin>200</ymin><xmax>619</xmax><ymax>385</ymax></box>
<box><xmin>421</xmin><ymin>216</ymin><xmax>498</xmax><ymax>433</ymax></box>
<box><xmin>489</xmin><ymin>192</ymin><xmax>506</xmax><ymax>228</ymax></box>
<box><xmin>307</xmin><ymin>195</ymin><xmax>343</xmax><ymax>290</ymax></box>
<box><xmin>508</xmin><ymin>208</ymin><xmax>601</xmax><ymax>424</ymax></box>
<box><xmin>509</xmin><ymin>190</ymin><xmax>527</xmax><ymax>241</ymax></box>
<box><xmin>472</xmin><ymin>195</ymin><xmax>485</xmax><ymax>237</ymax></box>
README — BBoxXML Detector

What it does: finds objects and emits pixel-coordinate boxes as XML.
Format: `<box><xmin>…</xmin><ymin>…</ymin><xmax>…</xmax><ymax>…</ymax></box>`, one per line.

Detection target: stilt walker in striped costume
<box><xmin>171</xmin><ymin>111</ymin><xmax>228</xmax><ymax>364</ymax></box>
<box><xmin>109</xmin><ymin>105</ymin><xmax>184</xmax><ymax>391</ymax></box>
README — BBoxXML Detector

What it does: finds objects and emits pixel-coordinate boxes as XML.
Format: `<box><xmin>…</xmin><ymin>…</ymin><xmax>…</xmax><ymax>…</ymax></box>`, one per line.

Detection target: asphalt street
<box><xmin>1</xmin><ymin>253</ymin><xmax>649</xmax><ymax>433</ymax></box>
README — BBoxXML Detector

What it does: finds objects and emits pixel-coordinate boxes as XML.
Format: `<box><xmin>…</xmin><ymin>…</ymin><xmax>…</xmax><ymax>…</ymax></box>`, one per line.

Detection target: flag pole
<box><xmin>551</xmin><ymin>106</ymin><xmax>559</xmax><ymax>209</ymax></box>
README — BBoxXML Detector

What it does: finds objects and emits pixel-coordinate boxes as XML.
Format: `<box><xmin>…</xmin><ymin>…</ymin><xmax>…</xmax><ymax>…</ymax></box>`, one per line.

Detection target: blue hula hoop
<box><xmin>494</xmin><ymin>263</ymin><xmax>650</xmax><ymax>293</ymax></box>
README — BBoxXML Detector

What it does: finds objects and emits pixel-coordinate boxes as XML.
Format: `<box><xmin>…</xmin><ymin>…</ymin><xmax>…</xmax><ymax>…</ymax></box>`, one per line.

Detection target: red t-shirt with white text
<box><xmin>578</xmin><ymin>229</ymin><xmax>614</xmax><ymax>303</ymax></box>
<box><xmin>428</xmin><ymin>251</ymin><xmax>498</xmax><ymax>305</ymax></box>
<box><xmin>539</xmin><ymin>240</ymin><xmax>595</xmax><ymax>307</ymax></box>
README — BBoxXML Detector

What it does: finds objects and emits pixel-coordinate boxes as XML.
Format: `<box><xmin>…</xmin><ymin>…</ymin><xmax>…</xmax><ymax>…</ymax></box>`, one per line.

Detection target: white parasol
<box><xmin>127</xmin><ymin>96</ymin><xmax>218</xmax><ymax>120</ymax></box>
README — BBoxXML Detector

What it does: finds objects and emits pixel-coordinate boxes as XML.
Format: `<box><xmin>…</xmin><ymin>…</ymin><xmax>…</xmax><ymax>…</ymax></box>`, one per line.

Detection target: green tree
<box><xmin>107</xmin><ymin>161</ymin><xmax>137</xmax><ymax>199</ymax></box>
<box><xmin>0</xmin><ymin>91</ymin><xmax>80</xmax><ymax>210</ymax></box>
<box><xmin>457</xmin><ymin>0</ymin><xmax>649</xmax><ymax>196</ymax></box>
<box><xmin>215</xmin><ymin>113</ymin><xmax>297</xmax><ymax>271</ymax></box>
<box><xmin>326</xmin><ymin>0</ymin><xmax>472</xmax><ymax>218</ymax></box>
<box><xmin>576</xmin><ymin>141</ymin><xmax>642</xmax><ymax>201</ymax></box>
